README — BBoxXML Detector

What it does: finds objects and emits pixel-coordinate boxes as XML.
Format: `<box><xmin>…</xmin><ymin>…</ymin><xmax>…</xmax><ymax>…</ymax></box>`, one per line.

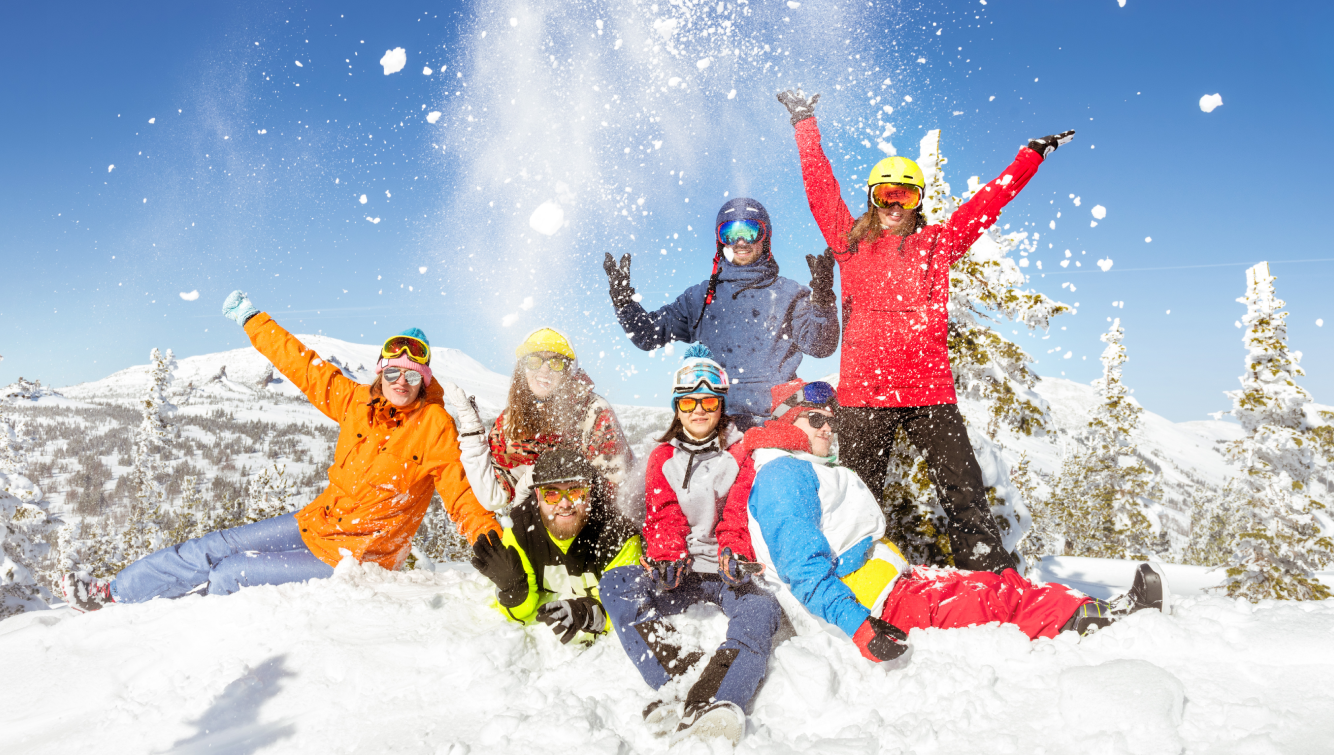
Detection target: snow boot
<box><xmin>636</xmin><ymin>620</ymin><xmax>704</xmax><ymax>677</ymax></box>
<box><xmin>642</xmin><ymin>697</ymin><xmax>683</xmax><ymax>736</ymax></box>
<box><xmin>670</xmin><ymin>700</ymin><xmax>744</xmax><ymax>747</ymax></box>
<box><xmin>1061</xmin><ymin>563</ymin><xmax>1171</xmax><ymax>636</ymax></box>
<box><xmin>62</xmin><ymin>572</ymin><xmax>113</xmax><ymax>613</ymax></box>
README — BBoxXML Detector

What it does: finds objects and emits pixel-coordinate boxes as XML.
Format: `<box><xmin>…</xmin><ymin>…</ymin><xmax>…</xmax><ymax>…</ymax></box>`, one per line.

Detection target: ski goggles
<box><xmin>674</xmin><ymin>395</ymin><xmax>723</xmax><ymax>414</ymax></box>
<box><xmin>772</xmin><ymin>381</ymin><xmax>837</xmax><ymax>420</ymax></box>
<box><xmin>522</xmin><ymin>354</ymin><xmax>573</xmax><ymax>373</ymax></box>
<box><xmin>672</xmin><ymin>361</ymin><xmax>730</xmax><ymax>396</ymax></box>
<box><xmin>716</xmin><ymin>218</ymin><xmax>769</xmax><ymax>246</ymax></box>
<box><xmin>536</xmin><ymin>486</ymin><xmax>591</xmax><ymax>506</ymax></box>
<box><xmin>381</xmin><ymin>335</ymin><xmax>431</xmax><ymax>365</ymax></box>
<box><xmin>382</xmin><ymin>367</ymin><xmax>424</xmax><ymax>386</ymax></box>
<box><xmin>870</xmin><ymin>182</ymin><xmax>923</xmax><ymax>210</ymax></box>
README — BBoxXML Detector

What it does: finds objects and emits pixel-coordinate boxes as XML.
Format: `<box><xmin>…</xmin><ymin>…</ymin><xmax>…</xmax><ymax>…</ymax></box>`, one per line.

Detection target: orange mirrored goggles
<box><xmin>675</xmin><ymin>395</ymin><xmax>723</xmax><ymax>413</ymax></box>
<box><xmin>870</xmin><ymin>183</ymin><xmax>923</xmax><ymax>210</ymax></box>
<box><xmin>537</xmin><ymin>486</ymin><xmax>591</xmax><ymax>506</ymax></box>
<box><xmin>381</xmin><ymin>335</ymin><xmax>431</xmax><ymax>364</ymax></box>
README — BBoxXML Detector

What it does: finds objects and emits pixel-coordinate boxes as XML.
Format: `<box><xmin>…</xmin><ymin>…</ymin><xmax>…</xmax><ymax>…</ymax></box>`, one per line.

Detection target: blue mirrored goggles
<box><xmin>672</xmin><ymin>362</ymin><xmax>730</xmax><ymax>396</ymax></box>
<box><xmin>716</xmin><ymin>219</ymin><xmax>768</xmax><ymax>246</ymax></box>
<box><xmin>772</xmin><ymin>381</ymin><xmax>837</xmax><ymax>419</ymax></box>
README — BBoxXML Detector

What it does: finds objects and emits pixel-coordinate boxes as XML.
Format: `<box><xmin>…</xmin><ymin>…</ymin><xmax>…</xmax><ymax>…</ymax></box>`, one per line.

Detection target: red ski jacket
<box><xmin>795</xmin><ymin>117</ymin><xmax>1045</xmax><ymax>408</ymax></box>
<box><xmin>642</xmin><ymin>427</ymin><xmax>755</xmax><ymax>567</ymax></box>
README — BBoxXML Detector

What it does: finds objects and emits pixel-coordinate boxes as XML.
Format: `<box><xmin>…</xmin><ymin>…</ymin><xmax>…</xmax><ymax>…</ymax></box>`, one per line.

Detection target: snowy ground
<box><xmin>3</xmin><ymin>559</ymin><xmax>1333</xmax><ymax>755</ymax></box>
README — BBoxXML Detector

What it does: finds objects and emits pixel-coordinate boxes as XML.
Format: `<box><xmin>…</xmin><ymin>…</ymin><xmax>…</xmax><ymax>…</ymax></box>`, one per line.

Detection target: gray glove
<box><xmin>536</xmin><ymin>597</ymin><xmax>606</xmax><ymax>644</ymax></box>
<box><xmin>221</xmin><ymin>290</ymin><xmax>260</xmax><ymax>326</ymax></box>
<box><xmin>1028</xmin><ymin>130</ymin><xmax>1075</xmax><ymax>158</ymax></box>
<box><xmin>777</xmin><ymin>89</ymin><xmax>820</xmax><ymax>126</ymax></box>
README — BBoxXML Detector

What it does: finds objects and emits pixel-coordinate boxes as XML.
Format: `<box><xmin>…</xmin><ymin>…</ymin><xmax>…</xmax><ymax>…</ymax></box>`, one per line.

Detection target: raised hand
<box><xmin>221</xmin><ymin>290</ymin><xmax>260</xmax><ymax>326</ymax></box>
<box><xmin>603</xmin><ymin>252</ymin><xmax>637</xmax><ymax>309</ymax></box>
<box><xmin>471</xmin><ymin>530</ymin><xmax>528</xmax><ymax>607</ymax></box>
<box><xmin>806</xmin><ymin>249</ymin><xmax>836</xmax><ymax>309</ymax></box>
<box><xmin>777</xmin><ymin>89</ymin><xmax>820</xmax><ymax>126</ymax></box>
<box><xmin>440</xmin><ymin>381</ymin><xmax>485</xmax><ymax>437</ymax></box>
<box><xmin>1027</xmin><ymin>130</ymin><xmax>1075</xmax><ymax>158</ymax></box>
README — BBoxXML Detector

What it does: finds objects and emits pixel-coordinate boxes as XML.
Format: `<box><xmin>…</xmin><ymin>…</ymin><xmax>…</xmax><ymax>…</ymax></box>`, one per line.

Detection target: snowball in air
<box><xmin>1097</xmin><ymin>258</ymin><xmax>1114</xmax><ymax>272</ymax></box>
<box><xmin>148</xmin><ymin>118</ymin><xmax>155</xmax><ymax>124</ymax></box>
<box><xmin>359</xmin><ymin>195</ymin><xmax>368</xmax><ymax>204</ymax></box>
<box><xmin>529</xmin><ymin>201</ymin><xmax>565</xmax><ymax>236</ymax></box>
<box><xmin>108</xmin><ymin>165</ymin><xmax>115</xmax><ymax>173</ymax></box>
<box><xmin>1091</xmin><ymin>205</ymin><xmax>1107</xmax><ymax>220</ymax></box>
<box><xmin>727</xmin><ymin>89</ymin><xmax>737</xmax><ymax>99</ymax></box>
<box><xmin>1145</xmin><ymin>237</ymin><xmax>1153</xmax><ymax>243</ymax></box>
<box><xmin>426</xmin><ymin>111</ymin><xmax>442</xmax><ymax>124</ymax></box>
<box><xmin>1317</xmin><ymin>319</ymin><xmax>1324</xmax><ymax>327</ymax></box>
<box><xmin>294</xmin><ymin>60</ymin><xmax>303</xmax><ymax>67</ymax></box>
<box><xmin>696</xmin><ymin>58</ymin><xmax>712</xmax><ymax>70</ymax></box>
<box><xmin>520</xmin><ymin>296</ymin><xmax>535</xmax><ymax>311</ymax></box>
<box><xmin>179</xmin><ymin>290</ymin><xmax>200</xmax><ymax>301</ymax></box>
<box><xmin>1199</xmin><ymin>93</ymin><xmax>1223</xmax><ymax>113</ymax></box>
<box><xmin>422</xmin><ymin>66</ymin><xmax>433</xmax><ymax>75</ymax></box>
<box><xmin>380</xmin><ymin>48</ymin><xmax>407</xmax><ymax>75</ymax></box>
<box><xmin>366</xmin><ymin>217</ymin><xmax>381</xmax><ymax>224</ymax></box>
<box><xmin>418</xmin><ymin>267</ymin><xmax>428</xmax><ymax>274</ymax></box>
<box><xmin>787</xmin><ymin>1</ymin><xmax>801</xmax><ymax>7</ymax></box>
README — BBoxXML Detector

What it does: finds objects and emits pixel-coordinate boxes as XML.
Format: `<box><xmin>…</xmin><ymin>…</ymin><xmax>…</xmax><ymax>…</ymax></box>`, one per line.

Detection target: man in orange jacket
<box><xmin>61</xmin><ymin>290</ymin><xmax>499</xmax><ymax>612</ymax></box>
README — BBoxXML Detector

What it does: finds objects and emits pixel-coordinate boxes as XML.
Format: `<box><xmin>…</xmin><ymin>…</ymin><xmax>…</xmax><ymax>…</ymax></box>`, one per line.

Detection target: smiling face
<box><xmin>728</xmin><ymin>238</ymin><xmax>763</xmax><ymax>266</ymax></box>
<box><xmin>524</xmin><ymin>351</ymin><xmax>567</xmax><ymax>399</ymax></box>
<box><xmin>793</xmin><ymin>408</ymin><xmax>835</xmax><ymax>457</ymax></box>
<box><xmin>536</xmin><ymin>481</ymin><xmax>591</xmax><ymax>540</ymax></box>
<box><xmin>675</xmin><ymin>392</ymin><xmax>723</xmax><ymax>440</ymax></box>
<box><xmin>875</xmin><ymin>204</ymin><xmax>918</xmax><ymax>236</ymax></box>
<box><xmin>380</xmin><ymin>369</ymin><xmax>423</xmax><ymax>406</ymax></box>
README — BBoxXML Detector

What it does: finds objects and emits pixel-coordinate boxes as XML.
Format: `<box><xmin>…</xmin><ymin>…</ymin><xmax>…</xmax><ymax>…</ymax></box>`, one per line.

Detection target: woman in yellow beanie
<box><xmin>442</xmin><ymin>327</ymin><xmax>634</xmax><ymax>512</ymax></box>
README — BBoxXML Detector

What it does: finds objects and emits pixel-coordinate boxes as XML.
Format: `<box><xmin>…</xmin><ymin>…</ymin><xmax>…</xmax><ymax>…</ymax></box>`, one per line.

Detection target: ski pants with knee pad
<box><xmin>599</xmin><ymin>566</ymin><xmax>780</xmax><ymax>708</ymax></box>
<box><xmin>837</xmin><ymin>403</ymin><xmax>1013</xmax><ymax>573</ymax></box>
<box><xmin>109</xmin><ymin>512</ymin><xmax>334</xmax><ymax>603</ymax></box>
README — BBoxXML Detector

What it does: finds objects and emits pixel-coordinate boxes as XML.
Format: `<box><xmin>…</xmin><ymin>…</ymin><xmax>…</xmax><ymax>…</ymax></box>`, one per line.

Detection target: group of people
<box><xmin>62</xmin><ymin>92</ymin><xmax>1169</xmax><ymax>747</ymax></box>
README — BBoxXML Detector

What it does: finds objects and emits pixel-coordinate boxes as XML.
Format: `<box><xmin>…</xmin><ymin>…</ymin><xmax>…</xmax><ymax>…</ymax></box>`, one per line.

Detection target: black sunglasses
<box><xmin>803</xmin><ymin>412</ymin><xmax>838</xmax><ymax>431</ymax></box>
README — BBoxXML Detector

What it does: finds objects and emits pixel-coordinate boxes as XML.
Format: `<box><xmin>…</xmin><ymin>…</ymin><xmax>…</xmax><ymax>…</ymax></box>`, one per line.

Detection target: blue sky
<box><xmin>2</xmin><ymin>0</ymin><xmax>1331</xmax><ymax>422</ymax></box>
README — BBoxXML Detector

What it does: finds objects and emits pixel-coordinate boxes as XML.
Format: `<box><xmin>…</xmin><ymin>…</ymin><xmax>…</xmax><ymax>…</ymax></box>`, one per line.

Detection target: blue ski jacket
<box><xmin>614</xmin><ymin>255</ymin><xmax>839</xmax><ymax>419</ymax></box>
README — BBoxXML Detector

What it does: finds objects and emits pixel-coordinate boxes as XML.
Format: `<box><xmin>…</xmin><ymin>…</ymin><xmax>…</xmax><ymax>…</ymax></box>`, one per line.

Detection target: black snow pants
<box><xmin>837</xmin><ymin>402</ymin><xmax>1014</xmax><ymax>573</ymax></box>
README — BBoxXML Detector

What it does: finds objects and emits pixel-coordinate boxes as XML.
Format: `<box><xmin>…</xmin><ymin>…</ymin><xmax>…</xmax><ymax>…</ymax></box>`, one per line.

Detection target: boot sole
<box><xmin>670</xmin><ymin>706</ymin><xmax>743</xmax><ymax>747</ymax></box>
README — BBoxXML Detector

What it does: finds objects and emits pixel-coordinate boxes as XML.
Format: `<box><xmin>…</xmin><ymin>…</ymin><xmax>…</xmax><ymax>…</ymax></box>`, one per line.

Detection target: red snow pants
<box><xmin>880</xmin><ymin>566</ymin><xmax>1090</xmax><ymax>640</ymax></box>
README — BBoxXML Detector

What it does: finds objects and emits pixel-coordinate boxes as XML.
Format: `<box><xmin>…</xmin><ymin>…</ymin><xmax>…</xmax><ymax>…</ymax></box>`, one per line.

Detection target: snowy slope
<box><xmin>2</xmin><ymin>560</ymin><xmax>1333</xmax><ymax>754</ymax></box>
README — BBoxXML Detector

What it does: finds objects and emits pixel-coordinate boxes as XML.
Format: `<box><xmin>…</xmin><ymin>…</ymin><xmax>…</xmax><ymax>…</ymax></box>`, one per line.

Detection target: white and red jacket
<box><xmin>641</xmin><ymin>425</ymin><xmax>754</xmax><ymax>572</ymax></box>
<box><xmin>795</xmin><ymin>116</ymin><xmax>1045</xmax><ymax>408</ymax></box>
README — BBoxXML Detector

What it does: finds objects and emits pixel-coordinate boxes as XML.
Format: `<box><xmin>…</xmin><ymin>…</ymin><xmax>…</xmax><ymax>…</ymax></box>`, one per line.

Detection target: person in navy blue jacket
<box><xmin>603</xmin><ymin>198</ymin><xmax>840</xmax><ymax>429</ymax></box>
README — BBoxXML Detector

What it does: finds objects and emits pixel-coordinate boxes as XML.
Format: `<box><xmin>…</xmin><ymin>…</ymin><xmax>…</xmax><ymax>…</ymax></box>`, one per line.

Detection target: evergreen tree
<box><xmin>120</xmin><ymin>348</ymin><xmax>177</xmax><ymax>566</ymax></box>
<box><xmin>411</xmin><ymin>494</ymin><xmax>471</xmax><ymax>567</ymax></box>
<box><xmin>244</xmin><ymin>464</ymin><xmax>298</xmax><ymax>523</ymax></box>
<box><xmin>1044</xmin><ymin>319</ymin><xmax>1158</xmax><ymax>559</ymax></box>
<box><xmin>0</xmin><ymin>406</ymin><xmax>58</xmax><ymax>618</ymax></box>
<box><xmin>1222</xmin><ymin>262</ymin><xmax>1333</xmax><ymax>600</ymax></box>
<box><xmin>870</xmin><ymin>130</ymin><xmax>1070</xmax><ymax>566</ymax></box>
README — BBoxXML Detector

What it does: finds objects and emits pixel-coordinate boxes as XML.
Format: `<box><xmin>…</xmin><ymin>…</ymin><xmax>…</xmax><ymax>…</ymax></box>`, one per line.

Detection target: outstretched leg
<box><xmin>599</xmin><ymin>566</ymin><xmax>707</xmax><ymax>690</ymax></box>
<box><xmin>882</xmin><ymin>566</ymin><xmax>1091</xmax><ymax>639</ymax></box>
<box><xmin>207</xmin><ymin>548</ymin><xmax>334</xmax><ymax>596</ymax></box>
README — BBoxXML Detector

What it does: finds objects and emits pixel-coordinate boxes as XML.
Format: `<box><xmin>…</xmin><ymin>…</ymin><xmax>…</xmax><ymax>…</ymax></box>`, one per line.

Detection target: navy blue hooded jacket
<box><xmin>614</xmin><ymin>254</ymin><xmax>839</xmax><ymax>419</ymax></box>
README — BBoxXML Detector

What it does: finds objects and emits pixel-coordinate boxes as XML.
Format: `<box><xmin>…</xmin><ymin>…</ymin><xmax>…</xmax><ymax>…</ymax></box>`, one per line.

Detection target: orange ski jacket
<box><xmin>244</xmin><ymin>313</ymin><xmax>500</xmax><ymax>569</ymax></box>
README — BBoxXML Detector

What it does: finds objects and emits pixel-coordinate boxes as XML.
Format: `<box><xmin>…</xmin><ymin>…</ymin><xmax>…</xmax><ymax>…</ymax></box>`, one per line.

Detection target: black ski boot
<box><xmin>1061</xmin><ymin>563</ymin><xmax>1171</xmax><ymax>636</ymax></box>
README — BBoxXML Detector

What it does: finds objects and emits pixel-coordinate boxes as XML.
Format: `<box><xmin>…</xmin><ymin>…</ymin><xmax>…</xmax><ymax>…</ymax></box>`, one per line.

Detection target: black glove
<box><xmin>806</xmin><ymin>249</ymin><xmax>836</xmax><ymax>309</ymax></box>
<box><xmin>603</xmin><ymin>252</ymin><xmax>637</xmax><ymax>309</ymax></box>
<box><xmin>536</xmin><ymin>596</ymin><xmax>607</xmax><ymax>644</ymax></box>
<box><xmin>641</xmin><ymin>554</ymin><xmax>693</xmax><ymax>591</ymax></box>
<box><xmin>1027</xmin><ymin>130</ymin><xmax>1075</xmax><ymax>158</ymax></box>
<box><xmin>776</xmin><ymin>89</ymin><xmax>820</xmax><ymax>126</ymax></box>
<box><xmin>719</xmin><ymin>547</ymin><xmax>765</xmax><ymax>587</ymax></box>
<box><xmin>852</xmin><ymin>616</ymin><xmax>910</xmax><ymax>663</ymax></box>
<box><xmin>470</xmin><ymin>530</ymin><xmax>528</xmax><ymax>608</ymax></box>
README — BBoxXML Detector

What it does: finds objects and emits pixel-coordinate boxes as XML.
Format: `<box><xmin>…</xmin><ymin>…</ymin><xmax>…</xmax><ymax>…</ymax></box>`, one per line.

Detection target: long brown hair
<box><xmin>503</xmin><ymin>362</ymin><xmax>588</xmax><ymax>441</ymax></box>
<box><xmin>656</xmin><ymin>407</ymin><xmax>732</xmax><ymax>444</ymax></box>
<box><xmin>845</xmin><ymin>205</ymin><xmax>927</xmax><ymax>250</ymax></box>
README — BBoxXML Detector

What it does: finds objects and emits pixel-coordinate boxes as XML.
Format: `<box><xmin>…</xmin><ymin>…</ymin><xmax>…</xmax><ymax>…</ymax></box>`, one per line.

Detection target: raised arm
<box><xmin>440</xmin><ymin>382</ymin><xmax>510</xmax><ymax>512</ymax></box>
<box><xmin>234</xmin><ymin>302</ymin><xmax>359</xmax><ymax>423</ymax></box>
<box><xmin>789</xmin><ymin>113</ymin><xmax>857</xmax><ymax>255</ymax></box>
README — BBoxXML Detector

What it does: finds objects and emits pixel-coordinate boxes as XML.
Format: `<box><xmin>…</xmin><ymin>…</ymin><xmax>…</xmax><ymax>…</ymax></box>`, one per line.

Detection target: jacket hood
<box><xmin>737</xmin><ymin>420</ymin><xmax>811</xmax><ymax>457</ymax></box>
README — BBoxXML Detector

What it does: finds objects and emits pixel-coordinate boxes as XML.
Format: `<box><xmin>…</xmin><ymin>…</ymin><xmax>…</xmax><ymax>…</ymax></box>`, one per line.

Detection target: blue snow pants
<box><xmin>599</xmin><ymin>565</ymin><xmax>781</xmax><ymax>708</ymax></box>
<box><xmin>110</xmin><ymin>512</ymin><xmax>334</xmax><ymax>603</ymax></box>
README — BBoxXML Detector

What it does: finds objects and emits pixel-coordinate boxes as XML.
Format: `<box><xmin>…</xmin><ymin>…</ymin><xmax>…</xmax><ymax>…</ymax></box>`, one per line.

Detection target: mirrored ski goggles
<box><xmin>675</xmin><ymin>395</ymin><xmax>723</xmax><ymax>414</ymax></box>
<box><xmin>801</xmin><ymin>411</ymin><xmax>838</xmax><ymax>431</ymax></box>
<box><xmin>381</xmin><ymin>335</ymin><xmax>431</xmax><ymax>364</ymax></box>
<box><xmin>382</xmin><ymin>367</ymin><xmax>424</xmax><ymax>386</ymax></box>
<box><xmin>537</xmin><ymin>486</ymin><xmax>591</xmax><ymax>506</ymax></box>
<box><xmin>716</xmin><ymin>218</ymin><xmax>768</xmax><ymax>246</ymax></box>
<box><xmin>870</xmin><ymin>182</ymin><xmax>923</xmax><ymax>210</ymax></box>
<box><xmin>522</xmin><ymin>354</ymin><xmax>572</xmax><ymax>373</ymax></box>
<box><xmin>772</xmin><ymin>381</ymin><xmax>837</xmax><ymax>420</ymax></box>
<box><xmin>672</xmin><ymin>362</ymin><xmax>729</xmax><ymax>395</ymax></box>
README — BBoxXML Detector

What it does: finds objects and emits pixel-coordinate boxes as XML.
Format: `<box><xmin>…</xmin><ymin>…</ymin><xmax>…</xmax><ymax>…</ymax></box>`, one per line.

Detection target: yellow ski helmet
<box><xmin>867</xmin><ymin>156</ymin><xmax>925</xmax><ymax>189</ymax></box>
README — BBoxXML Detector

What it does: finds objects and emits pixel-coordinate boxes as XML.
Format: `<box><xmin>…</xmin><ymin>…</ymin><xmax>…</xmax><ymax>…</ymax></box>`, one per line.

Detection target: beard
<box><xmin>542</xmin><ymin>505</ymin><xmax>590</xmax><ymax>540</ymax></box>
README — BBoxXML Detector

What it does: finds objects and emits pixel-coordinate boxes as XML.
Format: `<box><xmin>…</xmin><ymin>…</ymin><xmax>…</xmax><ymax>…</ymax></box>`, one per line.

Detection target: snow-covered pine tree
<box><xmin>244</xmin><ymin>463</ymin><xmax>298</xmax><ymax>523</ymax></box>
<box><xmin>870</xmin><ymin>131</ymin><xmax>1071</xmax><ymax>566</ymax></box>
<box><xmin>1222</xmin><ymin>262</ymin><xmax>1333</xmax><ymax>600</ymax></box>
<box><xmin>1044</xmin><ymin>318</ymin><xmax>1158</xmax><ymax>559</ymax></box>
<box><xmin>119</xmin><ymin>348</ymin><xmax>177</xmax><ymax>567</ymax></box>
<box><xmin>411</xmin><ymin>494</ymin><xmax>471</xmax><ymax>567</ymax></box>
<box><xmin>0</xmin><ymin>403</ymin><xmax>58</xmax><ymax>618</ymax></box>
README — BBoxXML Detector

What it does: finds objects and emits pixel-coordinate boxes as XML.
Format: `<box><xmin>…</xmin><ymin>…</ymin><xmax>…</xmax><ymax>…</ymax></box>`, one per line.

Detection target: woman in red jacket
<box><xmin>777</xmin><ymin>89</ymin><xmax>1073</xmax><ymax>573</ymax></box>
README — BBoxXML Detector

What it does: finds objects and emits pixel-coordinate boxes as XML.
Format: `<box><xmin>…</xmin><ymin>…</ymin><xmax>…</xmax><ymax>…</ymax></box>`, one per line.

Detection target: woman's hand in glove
<box><xmin>777</xmin><ymin>89</ymin><xmax>820</xmax><ymax>126</ymax></box>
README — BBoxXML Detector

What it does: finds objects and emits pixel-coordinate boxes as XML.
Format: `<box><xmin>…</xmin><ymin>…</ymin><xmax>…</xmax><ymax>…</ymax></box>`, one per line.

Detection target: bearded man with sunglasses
<box><xmin>469</xmin><ymin>449</ymin><xmax>641</xmax><ymax>645</ymax></box>
<box><xmin>61</xmin><ymin>291</ymin><xmax>499</xmax><ymax>612</ymax></box>
<box><xmin>779</xmin><ymin>89</ymin><xmax>1075</xmax><ymax>573</ymax></box>
<box><xmin>603</xmin><ymin>197</ymin><xmax>839</xmax><ymax>430</ymax></box>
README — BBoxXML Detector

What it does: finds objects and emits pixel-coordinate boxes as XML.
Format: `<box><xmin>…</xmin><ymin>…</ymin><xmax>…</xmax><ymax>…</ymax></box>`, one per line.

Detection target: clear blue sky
<box><xmin>2</xmin><ymin>0</ymin><xmax>1331</xmax><ymax>422</ymax></box>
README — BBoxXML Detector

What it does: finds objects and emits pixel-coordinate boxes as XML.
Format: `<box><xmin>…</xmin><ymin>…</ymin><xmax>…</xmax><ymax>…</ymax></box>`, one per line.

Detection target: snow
<box><xmin>294</xmin><ymin>60</ymin><xmax>302</xmax><ymax>67</ymax></box>
<box><xmin>1091</xmin><ymin>204</ymin><xmax>1107</xmax><ymax>220</ymax></box>
<box><xmin>1199</xmin><ymin>93</ymin><xmax>1223</xmax><ymax>113</ymax></box>
<box><xmin>426</xmin><ymin>111</ymin><xmax>442</xmax><ymax>124</ymax></box>
<box><xmin>4</xmin><ymin>558</ymin><xmax>1334</xmax><ymax>753</ymax></box>
<box><xmin>1146</xmin><ymin>236</ymin><xmax>1153</xmax><ymax>243</ymax></box>
<box><xmin>422</xmin><ymin>66</ymin><xmax>433</xmax><ymax>75</ymax></box>
<box><xmin>418</xmin><ymin>266</ymin><xmax>428</xmax><ymax>274</ymax></box>
<box><xmin>379</xmin><ymin>47</ymin><xmax>406</xmax><ymax>75</ymax></box>
<box><xmin>1097</xmin><ymin>258</ymin><xmax>1114</xmax><ymax>272</ymax></box>
<box><xmin>148</xmin><ymin>117</ymin><xmax>155</xmax><ymax>124</ymax></box>
<box><xmin>365</xmin><ymin>217</ymin><xmax>381</xmax><ymax>224</ymax></box>
<box><xmin>178</xmin><ymin>290</ymin><xmax>199</xmax><ymax>301</ymax></box>
<box><xmin>696</xmin><ymin>57</ymin><xmax>712</xmax><ymax>70</ymax></box>
<box><xmin>528</xmin><ymin>201</ymin><xmax>565</xmax><ymax>235</ymax></box>
<box><xmin>107</xmin><ymin>164</ymin><xmax>114</xmax><ymax>173</ymax></box>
